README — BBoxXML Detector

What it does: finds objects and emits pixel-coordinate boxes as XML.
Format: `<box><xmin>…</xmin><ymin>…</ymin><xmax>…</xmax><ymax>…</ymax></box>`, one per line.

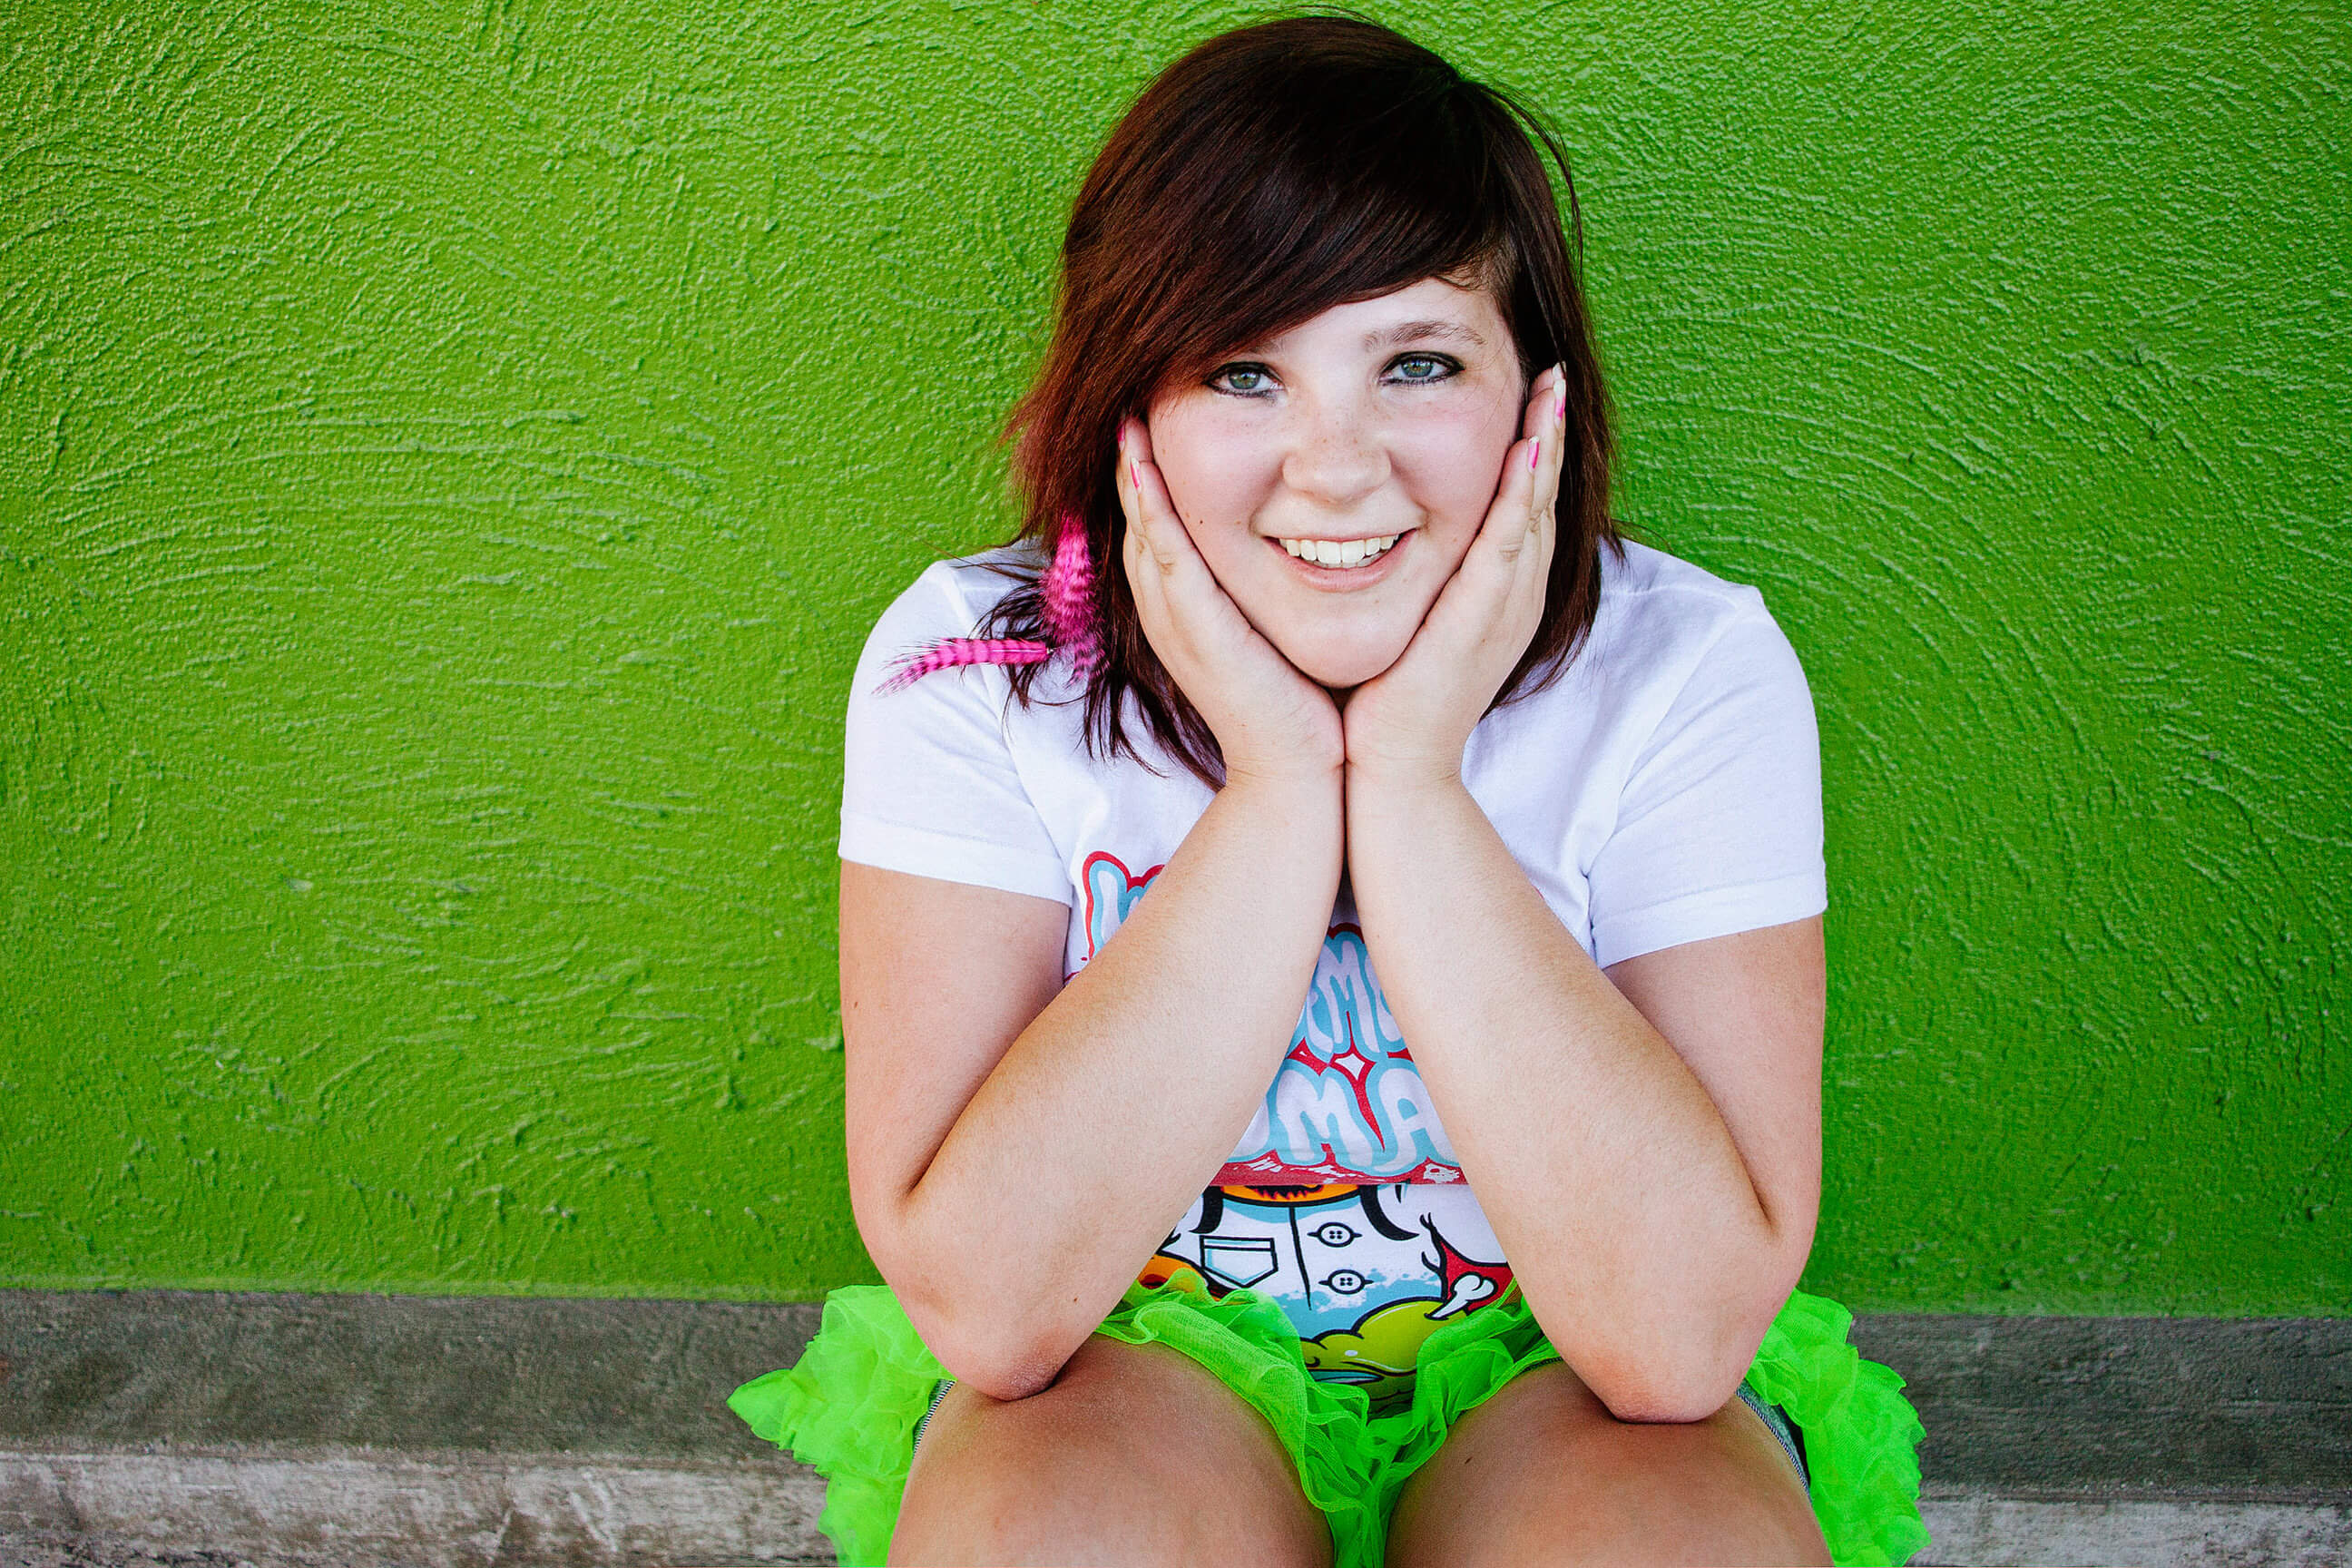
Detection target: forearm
<box><xmin>897</xmin><ymin>768</ymin><xmax>1343</xmax><ymax>1397</ymax></box>
<box><xmin>1347</xmin><ymin>771</ymin><xmax>1789</xmax><ymax>1419</ymax></box>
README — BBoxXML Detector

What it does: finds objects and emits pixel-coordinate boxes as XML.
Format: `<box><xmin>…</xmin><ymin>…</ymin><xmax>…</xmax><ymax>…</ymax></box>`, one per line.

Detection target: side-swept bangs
<box><xmin>987</xmin><ymin>12</ymin><xmax>1622</xmax><ymax>786</ymax></box>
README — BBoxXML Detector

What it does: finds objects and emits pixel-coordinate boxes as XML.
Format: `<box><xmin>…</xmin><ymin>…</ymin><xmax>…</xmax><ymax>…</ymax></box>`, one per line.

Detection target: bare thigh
<box><xmin>1386</xmin><ymin>1361</ymin><xmax>1829</xmax><ymax>1568</ymax></box>
<box><xmin>887</xmin><ymin>1333</ymin><xmax>1332</xmax><ymax>1568</ymax></box>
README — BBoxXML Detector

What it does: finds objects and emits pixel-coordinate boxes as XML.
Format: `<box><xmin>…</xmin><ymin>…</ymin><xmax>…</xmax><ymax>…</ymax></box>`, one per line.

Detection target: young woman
<box><xmin>731</xmin><ymin>16</ymin><xmax>1928</xmax><ymax>1567</ymax></box>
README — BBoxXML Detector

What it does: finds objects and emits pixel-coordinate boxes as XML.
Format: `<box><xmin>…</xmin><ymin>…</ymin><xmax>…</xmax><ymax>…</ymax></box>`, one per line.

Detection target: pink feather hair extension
<box><xmin>876</xmin><ymin>514</ymin><xmax>1102</xmax><ymax>694</ymax></box>
<box><xmin>876</xmin><ymin>636</ymin><xmax>1053</xmax><ymax>693</ymax></box>
<box><xmin>1040</xmin><ymin>517</ymin><xmax>1102</xmax><ymax>681</ymax></box>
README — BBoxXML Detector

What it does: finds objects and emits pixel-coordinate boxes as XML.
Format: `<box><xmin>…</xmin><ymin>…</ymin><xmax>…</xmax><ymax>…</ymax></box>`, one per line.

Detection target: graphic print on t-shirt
<box><xmin>1080</xmin><ymin>851</ymin><xmax>1468</xmax><ymax>1185</ymax></box>
<box><xmin>1079</xmin><ymin>851</ymin><xmax>1514</xmax><ymax>1412</ymax></box>
<box><xmin>1140</xmin><ymin>1183</ymin><xmax>1515</xmax><ymax>1413</ymax></box>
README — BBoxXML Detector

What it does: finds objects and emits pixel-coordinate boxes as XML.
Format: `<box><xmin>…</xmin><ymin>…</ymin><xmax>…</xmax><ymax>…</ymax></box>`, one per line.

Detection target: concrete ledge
<box><xmin>2</xmin><ymin>1289</ymin><xmax>2346</xmax><ymax>1566</ymax></box>
<box><xmin>1855</xmin><ymin>1313</ymin><xmax>2352</xmax><ymax>1499</ymax></box>
<box><xmin>1912</xmin><ymin>1494</ymin><xmax>2351</xmax><ymax>1568</ymax></box>
<box><xmin>0</xmin><ymin>1446</ymin><xmax>829</xmax><ymax>1567</ymax></box>
<box><xmin>0</xmin><ymin>1289</ymin><xmax>819</xmax><ymax>1462</ymax></box>
<box><xmin>5</xmin><ymin>1453</ymin><xmax>2349</xmax><ymax>1567</ymax></box>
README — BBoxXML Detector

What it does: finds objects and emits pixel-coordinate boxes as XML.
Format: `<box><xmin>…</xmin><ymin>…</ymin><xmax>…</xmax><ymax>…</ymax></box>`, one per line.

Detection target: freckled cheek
<box><xmin>1151</xmin><ymin>410</ymin><xmax>1280</xmax><ymax>514</ymax></box>
<box><xmin>1388</xmin><ymin>425</ymin><xmax>1515</xmax><ymax>534</ymax></box>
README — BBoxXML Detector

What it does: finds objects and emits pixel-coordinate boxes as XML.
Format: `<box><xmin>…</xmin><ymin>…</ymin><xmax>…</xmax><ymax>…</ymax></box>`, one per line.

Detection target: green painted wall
<box><xmin>2</xmin><ymin>0</ymin><xmax>2344</xmax><ymax>1316</ymax></box>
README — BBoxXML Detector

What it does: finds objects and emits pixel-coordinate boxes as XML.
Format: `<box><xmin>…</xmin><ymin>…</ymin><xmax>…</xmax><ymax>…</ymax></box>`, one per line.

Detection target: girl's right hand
<box><xmin>1116</xmin><ymin>416</ymin><xmax>1346</xmax><ymax>786</ymax></box>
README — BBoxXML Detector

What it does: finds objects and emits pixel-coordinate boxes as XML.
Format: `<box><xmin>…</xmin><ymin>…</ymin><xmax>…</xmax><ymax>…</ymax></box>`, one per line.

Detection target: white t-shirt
<box><xmin>841</xmin><ymin>536</ymin><xmax>1826</xmax><ymax>1413</ymax></box>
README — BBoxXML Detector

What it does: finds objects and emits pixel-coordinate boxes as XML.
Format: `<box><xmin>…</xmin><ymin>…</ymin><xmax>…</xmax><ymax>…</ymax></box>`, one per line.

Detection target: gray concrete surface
<box><xmin>2</xmin><ymin>1533</ymin><xmax>266</xmax><ymax>1568</ymax></box>
<box><xmin>8</xmin><ymin>1481</ymin><xmax>2352</xmax><ymax>1567</ymax></box>
<box><xmin>8</xmin><ymin>1479</ymin><xmax>2351</xmax><ymax>1567</ymax></box>
<box><xmin>0</xmin><ymin>1289</ymin><xmax>818</xmax><ymax>1462</ymax></box>
<box><xmin>0</xmin><ymin>1289</ymin><xmax>2345</xmax><ymax>1566</ymax></box>
<box><xmin>0</xmin><ymin>1448</ymin><xmax>828</xmax><ymax>1567</ymax></box>
<box><xmin>1855</xmin><ymin>1312</ymin><xmax>2352</xmax><ymax>1501</ymax></box>
<box><xmin>1912</xmin><ymin>1494</ymin><xmax>2352</xmax><ymax>1568</ymax></box>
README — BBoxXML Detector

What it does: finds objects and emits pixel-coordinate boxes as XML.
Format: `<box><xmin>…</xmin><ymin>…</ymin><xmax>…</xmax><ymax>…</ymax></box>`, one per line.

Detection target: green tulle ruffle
<box><xmin>1743</xmin><ymin>1289</ymin><xmax>1933</xmax><ymax>1566</ymax></box>
<box><xmin>728</xmin><ymin>1276</ymin><xmax>1927</xmax><ymax>1567</ymax></box>
<box><xmin>726</xmin><ymin>1285</ymin><xmax>948</xmax><ymax>1567</ymax></box>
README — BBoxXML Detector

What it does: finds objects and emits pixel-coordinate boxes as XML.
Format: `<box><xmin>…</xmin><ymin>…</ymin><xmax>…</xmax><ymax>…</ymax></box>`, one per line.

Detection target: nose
<box><xmin>1279</xmin><ymin>391</ymin><xmax>1388</xmax><ymax>511</ymax></box>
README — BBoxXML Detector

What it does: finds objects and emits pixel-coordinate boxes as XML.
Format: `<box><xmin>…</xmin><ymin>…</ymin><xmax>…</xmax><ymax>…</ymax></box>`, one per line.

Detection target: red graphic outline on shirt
<box><xmin>1080</xmin><ymin>850</ymin><xmax>1165</xmax><ymax>962</ymax></box>
<box><xmin>1426</xmin><ymin>1212</ymin><xmax>1515</xmax><ymax>1318</ymax></box>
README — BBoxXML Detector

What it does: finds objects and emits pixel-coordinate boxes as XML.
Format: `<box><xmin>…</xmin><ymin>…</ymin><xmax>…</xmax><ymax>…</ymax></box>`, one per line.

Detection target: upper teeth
<box><xmin>1280</xmin><ymin>534</ymin><xmax>1400</xmax><ymax>567</ymax></box>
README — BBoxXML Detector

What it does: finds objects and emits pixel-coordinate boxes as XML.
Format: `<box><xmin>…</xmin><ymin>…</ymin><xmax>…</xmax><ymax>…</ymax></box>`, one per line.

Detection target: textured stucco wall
<box><xmin>1</xmin><ymin>0</ymin><xmax>2344</xmax><ymax>1314</ymax></box>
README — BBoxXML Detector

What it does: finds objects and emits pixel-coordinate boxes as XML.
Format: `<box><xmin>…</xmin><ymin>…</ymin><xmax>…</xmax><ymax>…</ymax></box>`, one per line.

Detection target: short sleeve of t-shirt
<box><xmin>838</xmin><ymin>562</ymin><xmax>1073</xmax><ymax>906</ymax></box>
<box><xmin>1584</xmin><ymin>597</ymin><xmax>1828</xmax><ymax>969</ymax></box>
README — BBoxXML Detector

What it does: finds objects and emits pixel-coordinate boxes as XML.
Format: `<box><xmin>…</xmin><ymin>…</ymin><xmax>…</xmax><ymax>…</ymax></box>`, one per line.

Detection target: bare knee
<box><xmin>1390</xmin><ymin>1363</ymin><xmax>1827</xmax><ymax>1568</ymax></box>
<box><xmin>889</xmin><ymin>1336</ymin><xmax>1329</xmax><ymax>1568</ymax></box>
<box><xmin>1569</xmin><ymin>1396</ymin><xmax>1828</xmax><ymax>1566</ymax></box>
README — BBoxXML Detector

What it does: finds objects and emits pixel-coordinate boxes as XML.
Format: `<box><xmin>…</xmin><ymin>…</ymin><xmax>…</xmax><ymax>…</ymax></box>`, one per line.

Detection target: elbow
<box><xmin>875</xmin><ymin>1244</ymin><xmax>1086</xmax><ymax>1404</ymax></box>
<box><xmin>1596</xmin><ymin>1225</ymin><xmax>1816</xmax><ymax>1425</ymax></box>
<box><xmin>1579</xmin><ymin>1298</ymin><xmax>1783</xmax><ymax>1426</ymax></box>
<box><xmin>1591</xmin><ymin>1364</ymin><xmax>1748</xmax><ymax>1426</ymax></box>
<box><xmin>902</xmin><ymin>1289</ymin><xmax>1080</xmax><ymax>1403</ymax></box>
<box><xmin>1564</xmin><ymin>1205</ymin><xmax>1816</xmax><ymax>1425</ymax></box>
<box><xmin>854</xmin><ymin>1186</ymin><xmax>1090</xmax><ymax>1404</ymax></box>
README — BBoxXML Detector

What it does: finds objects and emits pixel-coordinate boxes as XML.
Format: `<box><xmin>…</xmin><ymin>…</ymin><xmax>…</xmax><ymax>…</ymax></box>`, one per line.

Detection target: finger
<box><xmin>1115</xmin><ymin>417</ymin><xmax>1236</xmax><ymax>656</ymax></box>
<box><xmin>1519</xmin><ymin>361</ymin><xmax>1561</xmax><ymax>445</ymax></box>
<box><xmin>1505</xmin><ymin>366</ymin><xmax>1566</xmax><ymax>620</ymax></box>
<box><xmin>1532</xmin><ymin>363</ymin><xmax>1567</xmax><ymax>538</ymax></box>
<box><xmin>1482</xmin><ymin>411</ymin><xmax>1545</xmax><ymax>569</ymax></box>
<box><xmin>1113</xmin><ymin>421</ymin><xmax>1172</xmax><ymax>626</ymax></box>
<box><xmin>1493</xmin><ymin>365</ymin><xmax>1563</xmax><ymax>554</ymax></box>
<box><xmin>1114</xmin><ymin>420</ymin><xmax>1181</xmax><ymax>625</ymax></box>
<box><xmin>1115</xmin><ymin>416</ymin><xmax>1189</xmax><ymax>571</ymax></box>
<box><xmin>1429</xmin><ymin>368</ymin><xmax>1554</xmax><ymax>643</ymax></box>
<box><xmin>1113</xmin><ymin>416</ymin><xmax>1146</xmax><ymax>545</ymax></box>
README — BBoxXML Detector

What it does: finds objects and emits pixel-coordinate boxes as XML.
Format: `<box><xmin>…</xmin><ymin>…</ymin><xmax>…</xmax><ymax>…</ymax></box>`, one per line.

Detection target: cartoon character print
<box><xmin>1140</xmin><ymin>1183</ymin><xmax>1515</xmax><ymax>1415</ymax></box>
<box><xmin>1083</xmin><ymin>852</ymin><xmax>1515</xmax><ymax>1413</ymax></box>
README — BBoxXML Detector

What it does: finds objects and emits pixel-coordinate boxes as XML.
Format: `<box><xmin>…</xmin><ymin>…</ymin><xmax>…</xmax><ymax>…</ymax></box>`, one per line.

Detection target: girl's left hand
<box><xmin>1341</xmin><ymin>363</ymin><xmax>1568</xmax><ymax>788</ymax></box>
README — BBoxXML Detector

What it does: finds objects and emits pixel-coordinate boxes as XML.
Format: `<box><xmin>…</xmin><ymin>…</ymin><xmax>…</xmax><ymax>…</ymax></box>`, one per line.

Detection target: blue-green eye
<box><xmin>1387</xmin><ymin>353</ymin><xmax>1458</xmax><ymax>385</ymax></box>
<box><xmin>1209</xmin><ymin>363</ymin><xmax>1274</xmax><ymax>396</ymax></box>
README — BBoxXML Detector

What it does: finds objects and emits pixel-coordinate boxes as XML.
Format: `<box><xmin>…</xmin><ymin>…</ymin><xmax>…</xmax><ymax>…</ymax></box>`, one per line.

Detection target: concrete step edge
<box><xmin>4</xmin><ymin>1445</ymin><xmax>2350</xmax><ymax>1568</ymax></box>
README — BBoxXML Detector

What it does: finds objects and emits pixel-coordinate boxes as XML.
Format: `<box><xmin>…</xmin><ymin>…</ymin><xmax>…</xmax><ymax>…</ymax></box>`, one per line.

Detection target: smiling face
<box><xmin>1143</xmin><ymin>275</ymin><xmax>1528</xmax><ymax>691</ymax></box>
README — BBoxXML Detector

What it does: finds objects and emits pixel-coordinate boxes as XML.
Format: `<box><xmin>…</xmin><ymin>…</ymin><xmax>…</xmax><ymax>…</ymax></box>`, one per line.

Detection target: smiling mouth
<box><xmin>1275</xmin><ymin>534</ymin><xmax>1402</xmax><ymax>569</ymax></box>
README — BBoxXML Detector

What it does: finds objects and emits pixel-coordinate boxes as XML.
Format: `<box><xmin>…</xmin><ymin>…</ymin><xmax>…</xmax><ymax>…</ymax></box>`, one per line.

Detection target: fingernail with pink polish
<box><xmin>1527</xmin><ymin>439</ymin><xmax>1540</xmax><ymax>471</ymax></box>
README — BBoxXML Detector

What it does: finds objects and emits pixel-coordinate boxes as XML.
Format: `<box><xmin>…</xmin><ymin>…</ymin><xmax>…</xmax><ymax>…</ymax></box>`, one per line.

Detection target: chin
<box><xmin>1280</xmin><ymin>632</ymin><xmax>1411</xmax><ymax>691</ymax></box>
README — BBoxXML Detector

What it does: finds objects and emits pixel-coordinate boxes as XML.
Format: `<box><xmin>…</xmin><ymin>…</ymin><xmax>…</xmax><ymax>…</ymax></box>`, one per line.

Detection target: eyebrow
<box><xmin>1364</xmin><ymin>319</ymin><xmax>1488</xmax><ymax>350</ymax></box>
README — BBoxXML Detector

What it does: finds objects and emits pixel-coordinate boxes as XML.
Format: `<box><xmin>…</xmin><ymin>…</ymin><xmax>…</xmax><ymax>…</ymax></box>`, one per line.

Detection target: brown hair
<box><xmin>974</xmin><ymin>10</ymin><xmax>1622</xmax><ymax>787</ymax></box>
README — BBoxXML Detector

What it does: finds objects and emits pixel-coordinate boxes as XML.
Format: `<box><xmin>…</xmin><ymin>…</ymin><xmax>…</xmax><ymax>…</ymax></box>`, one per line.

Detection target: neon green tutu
<box><xmin>728</xmin><ymin>1276</ymin><xmax>1928</xmax><ymax>1567</ymax></box>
